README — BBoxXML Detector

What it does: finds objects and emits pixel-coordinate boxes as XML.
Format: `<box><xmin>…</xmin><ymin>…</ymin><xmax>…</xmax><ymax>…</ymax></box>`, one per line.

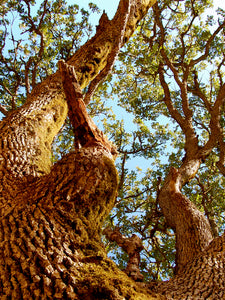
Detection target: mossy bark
<box><xmin>0</xmin><ymin>1</ymin><xmax>160</xmax><ymax>299</ymax></box>
<box><xmin>1</xmin><ymin>0</ymin><xmax>225</xmax><ymax>299</ymax></box>
<box><xmin>0</xmin><ymin>148</ymin><xmax>160</xmax><ymax>299</ymax></box>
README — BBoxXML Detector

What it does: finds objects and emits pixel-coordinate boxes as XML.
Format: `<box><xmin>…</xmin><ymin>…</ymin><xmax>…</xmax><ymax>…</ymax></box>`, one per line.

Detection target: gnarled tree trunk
<box><xmin>0</xmin><ymin>0</ymin><xmax>225</xmax><ymax>299</ymax></box>
<box><xmin>0</xmin><ymin>1</ymin><xmax>159</xmax><ymax>299</ymax></box>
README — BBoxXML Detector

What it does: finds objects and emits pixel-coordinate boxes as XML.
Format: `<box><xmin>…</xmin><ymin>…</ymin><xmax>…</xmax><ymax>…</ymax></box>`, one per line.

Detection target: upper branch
<box><xmin>67</xmin><ymin>0</ymin><xmax>156</xmax><ymax>89</ymax></box>
<box><xmin>0</xmin><ymin>0</ymin><xmax>156</xmax><ymax>178</ymax></box>
<box><xmin>59</xmin><ymin>60</ymin><xmax>117</xmax><ymax>158</ymax></box>
<box><xmin>83</xmin><ymin>0</ymin><xmax>131</xmax><ymax>104</ymax></box>
<box><xmin>23</xmin><ymin>0</ymin><xmax>47</xmax><ymax>90</ymax></box>
<box><xmin>190</xmin><ymin>19</ymin><xmax>225</xmax><ymax>67</ymax></box>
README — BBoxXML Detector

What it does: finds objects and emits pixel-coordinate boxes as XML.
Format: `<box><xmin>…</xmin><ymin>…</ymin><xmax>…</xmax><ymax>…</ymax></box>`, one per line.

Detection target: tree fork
<box><xmin>0</xmin><ymin>0</ymin><xmax>156</xmax><ymax>180</ymax></box>
<box><xmin>58</xmin><ymin>60</ymin><xmax>117</xmax><ymax>157</ymax></box>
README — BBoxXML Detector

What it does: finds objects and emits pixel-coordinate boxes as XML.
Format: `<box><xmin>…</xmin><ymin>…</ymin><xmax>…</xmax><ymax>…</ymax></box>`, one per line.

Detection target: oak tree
<box><xmin>0</xmin><ymin>0</ymin><xmax>225</xmax><ymax>299</ymax></box>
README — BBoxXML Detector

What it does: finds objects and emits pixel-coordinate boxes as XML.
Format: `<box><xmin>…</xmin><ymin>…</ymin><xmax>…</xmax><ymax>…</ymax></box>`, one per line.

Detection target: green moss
<box><xmin>76</xmin><ymin>256</ymin><xmax>159</xmax><ymax>300</ymax></box>
<box><xmin>29</xmin><ymin>95</ymin><xmax>68</xmax><ymax>175</ymax></box>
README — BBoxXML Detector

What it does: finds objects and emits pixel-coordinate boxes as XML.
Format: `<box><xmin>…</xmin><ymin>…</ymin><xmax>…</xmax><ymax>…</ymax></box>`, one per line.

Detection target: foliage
<box><xmin>0</xmin><ymin>0</ymin><xmax>225</xmax><ymax>282</ymax></box>
<box><xmin>0</xmin><ymin>0</ymin><xmax>99</xmax><ymax>113</ymax></box>
<box><xmin>101</xmin><ymin>0</ymin><xmax>225</xmax><ymax>280</ymax></box>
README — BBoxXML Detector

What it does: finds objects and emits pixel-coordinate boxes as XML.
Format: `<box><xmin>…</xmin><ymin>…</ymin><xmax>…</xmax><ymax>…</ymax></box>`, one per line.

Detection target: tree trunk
<box><xmin>0</xmin><ymin>0</ymin><xmax>225</xmax><ymax>299</ymax></box>
<box><xmin>156</xmin><ymin>161</ymin><xmax>225</xmax><ymax>299</ymax></box>
<box><xmin>155</xmin><ymin>233</ymin><xmax>225</xmax><ymax>299</ymax></box>
<box><xmin>0</xmin><ymin>1</ymin><xmax>159</xmax><ymax>299</ymax></box>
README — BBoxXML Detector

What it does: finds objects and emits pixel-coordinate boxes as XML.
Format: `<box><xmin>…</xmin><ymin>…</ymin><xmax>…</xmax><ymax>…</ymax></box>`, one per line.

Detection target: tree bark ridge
<box><xmin>155</xmin><ymin>233</ymin><xmax>225</xmax><ymax>299</ymax></box>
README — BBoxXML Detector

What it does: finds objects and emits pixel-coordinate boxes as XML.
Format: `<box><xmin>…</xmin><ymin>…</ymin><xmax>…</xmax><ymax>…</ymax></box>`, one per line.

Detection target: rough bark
<box><xmin>155</xmin><ymin>160</ymin><xmax>225</xmax><ymax>299</ymax></box>
<box><xmin>158</xmin><ymin>164</ymin><xmax>213</xmax><ymax>275</ymax></box>
<box><xmin>0</xmin><ymin>1</ymin><xmax>160</xmax><ymax>299</ymax></box>
<box><xmin>1</xmin><ymin>0</ymin><xmax>225</xmax><ymax>299</ymax></box>
<box><xmin>155</xmin><ymin>233</ymin><xmax>225</xmax><ymax>299</ymax></box>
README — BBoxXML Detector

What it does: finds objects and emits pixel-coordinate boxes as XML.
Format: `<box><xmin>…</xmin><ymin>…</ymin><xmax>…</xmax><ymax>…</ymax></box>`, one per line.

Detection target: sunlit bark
<box><xmin>0</xmin><ymin>0</ymin><xmax>225</xmax><ymax>299</ymax></box>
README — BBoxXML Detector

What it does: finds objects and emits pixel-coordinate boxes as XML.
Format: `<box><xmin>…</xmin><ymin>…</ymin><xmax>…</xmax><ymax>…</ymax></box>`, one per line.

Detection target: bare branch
<box><xmin>59</xmin><ymin>60</ymin><xmax>117</xmax><ymax>157</ymax></box>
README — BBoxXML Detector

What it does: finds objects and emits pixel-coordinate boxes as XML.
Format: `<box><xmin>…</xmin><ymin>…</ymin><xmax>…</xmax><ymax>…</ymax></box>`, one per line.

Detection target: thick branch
<box><xmin>59</xmin><ymin>60</ymin><xmax>117</xmax><ymax>157</ymax></box>
<box><xmin>68</xmin><ymin>0</ymin><xmax>157</xmax><ymax>89</ymax></box>
<box><xmin>159</xmin><ymin>165</ymin><xmax>213</xmax><ymax>274</ymax></box>
<box><xmin>84</xmin><ymin>0</ymin><xmax>131</xmax><ymax>104</ymax></box>
<box><xmin>0</xmin><ymin>0</ymin><xmax>156</xmax><ymax>178</ymax></box>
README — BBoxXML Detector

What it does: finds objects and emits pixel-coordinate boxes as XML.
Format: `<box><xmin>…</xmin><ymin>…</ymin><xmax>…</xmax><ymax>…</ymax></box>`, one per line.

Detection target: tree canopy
<box><xmin>0</xmin><ymin>0</ymin><xmax>225</xmax><ymax>292</ymax></box>
<box><xmin>104</xmin><ymin>0</ymin><xmax>225</xmax><ymax>280</ymax></box>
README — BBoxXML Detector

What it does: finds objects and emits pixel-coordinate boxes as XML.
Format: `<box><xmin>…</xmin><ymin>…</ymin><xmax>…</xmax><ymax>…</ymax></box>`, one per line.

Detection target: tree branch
<box><xmin>67</xmin><ymin>0</ymin><xmax>156</xmax><ymax>90</ymax></box>
<box><xmin>59</xmin><ymin>60</ymin><xmax>117</xmax><ymax>157</ymax></box>
<box><xmin>190</xmin><ymin>19</ymin><xmax>225</xmax><ymax>67</ymax></box>
<box><xmin>103</xmin><ymin>227</ymin><xmax>144</xmax><ymax>281</ymax></box>
<box><xmin>159</xmin><ymin>166</ymin><xmax>213</xmax><ymax>274</ymax></box>
<box><xmin>84</xmin><ymin>0</ymin><xmax>131</xmax><ymax>104</ymax></box>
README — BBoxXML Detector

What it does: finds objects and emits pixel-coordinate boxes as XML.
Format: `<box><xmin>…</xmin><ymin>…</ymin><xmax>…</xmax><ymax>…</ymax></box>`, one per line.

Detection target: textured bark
<box><xmin>155</xmin><ymin>233</ymin><xmax>225</xmax><ymax>299</ymax></box>
<box><xmin>0</xmin><ymin>1</ymin><xmax>160</xmax><ymax>299</ymax></box>
<box><xmin>0</xmin><ymin>148</ymin><xmax>119</xmax><ymax>299</ymax></box>
<box><xmin>159</xmin><ymin>165</ymin><xmax>213</xmax><ymax>274</ymax></box>
<box><xmin>1</xmin><ymin>0</ymin><xmax>225</xmax><ymax>299</ymax></box>
<box><xmin>156</xmin><ymin>161</ymin><xmax>225</xmax><ymax>299</ymax></box>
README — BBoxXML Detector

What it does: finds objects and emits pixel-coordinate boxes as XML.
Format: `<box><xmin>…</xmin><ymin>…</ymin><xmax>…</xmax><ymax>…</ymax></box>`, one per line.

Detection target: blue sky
<box><xmin>73</xmin><ymin>0</ymin><xmax>225</xmax><ymax>33</ymax></box>
<box><xmin>75</xmin><ymin>0</ymin><xmax>225</xmax><ymax>17</ymax></box>
<box><xmin>74</xmin><ymin>0</ymin><xmax>120</xmax><ymax>19</ymax></box>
